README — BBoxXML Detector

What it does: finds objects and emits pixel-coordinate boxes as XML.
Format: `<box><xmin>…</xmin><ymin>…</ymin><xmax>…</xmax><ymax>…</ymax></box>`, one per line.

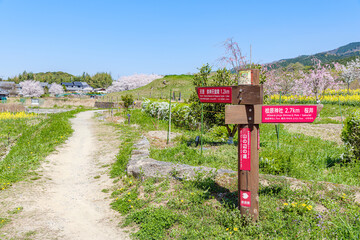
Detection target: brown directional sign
<box><xmin>196</xmin><ymin>85</ymin><xmax>263</xmax><ymax>105</ymax></box>
<box><xmin>195</xmin><ymin>69</ymin><xmax>324</xmax><ymax>222</ymax></box>
<box><xmin>225</xmin><ymin>105</ymin><xmax>262</xmax><ymax>124</ymax></box>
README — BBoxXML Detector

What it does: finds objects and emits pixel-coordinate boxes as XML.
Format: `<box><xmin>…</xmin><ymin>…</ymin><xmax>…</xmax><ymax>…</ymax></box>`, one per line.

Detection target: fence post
<box><xmin>167</xmin><ymin>89</ymin><xmax>172</xmax><ymax>145</ymax></box>
<box><xmin>200</xmin><ymin>101</ymin><xmax>204</xmax><ymax>155</ymax></box>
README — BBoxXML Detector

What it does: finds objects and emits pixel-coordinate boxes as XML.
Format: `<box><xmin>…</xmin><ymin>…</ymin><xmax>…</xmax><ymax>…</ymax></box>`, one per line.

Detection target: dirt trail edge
<box><xmin>0</xmin><ymin>111</ymin><xmax>129</xmax><ymax>240</ymax></box>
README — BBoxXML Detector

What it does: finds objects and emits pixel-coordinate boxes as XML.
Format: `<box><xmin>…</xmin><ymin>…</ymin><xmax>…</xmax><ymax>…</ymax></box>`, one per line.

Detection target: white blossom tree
<box><xmin>49</xmin><ymin>83</ymin><xmax>64</xmax><ymax>96</ymax></box>
<box><xmin>341</xmin><ymin>58</ymin><xmax>360</xmax><ymax>93</ymax></box>
<box><xmin>20</xmin><ymin>80</ymin><xmax>44</xmax><ymax>97</ymax></box>
<box><xmin>107</xmin><ymin>74</ymin><xmax>163</xmax><ymax>93</ymax></box>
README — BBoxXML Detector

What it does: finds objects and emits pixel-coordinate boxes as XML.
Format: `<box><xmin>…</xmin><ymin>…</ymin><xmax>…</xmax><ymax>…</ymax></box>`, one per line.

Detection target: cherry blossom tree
<box><xmin>341</xmin><ymin>58</ymin><xmax>360</xmax><ymax>93</ymax></box>
<box><xmin>219</xmin><ymin>38</ymin><xmax>249</xmax><ymax>84</ymax></box>
<box><xmin>20</xmin><ymin>80</ymin><xmax>44</xmax><ymax>97</ymax></box>
<box><xmin>264</xmin><ymin>67</ymin><xmax>298</xmax><ymax>96</ymax></box>
<box><xmin>107</xmin><ymin>74</ymin><xmax>163</xmax><ymax>93</ymax></box>
<box><xmin>295</xmin><ymin>58</ymin><xmax>340</xmax><ymax>102</ymax></box>
<box><xmin>49</xmin><ymin>83</ymin><xmax>64</xmax><ymax>95</ymax></box>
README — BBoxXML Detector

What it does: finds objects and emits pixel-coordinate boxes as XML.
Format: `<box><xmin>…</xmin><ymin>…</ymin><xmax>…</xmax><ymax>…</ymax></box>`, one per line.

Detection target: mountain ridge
<box><xmin>271</xmin><ymin>42</ymin><xmax>360</xmax><ymax>67</ymax></box>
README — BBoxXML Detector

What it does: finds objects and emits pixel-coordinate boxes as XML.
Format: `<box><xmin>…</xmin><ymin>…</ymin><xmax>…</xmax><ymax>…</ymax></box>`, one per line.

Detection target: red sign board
<box><xmin>262</xmin><ymin>105</ymin><xmax>317</xmax><ymax>123</ymax></box>
<box><xmin>240</xmin><ymin>128</ymin><xmax>251</xmax><ymax>171</ymax></box>
<box><xmin>240</xmin><ymin>190</ymin><xmax>251</xmax><ymax>207</ymax></box>
<box><xmin>197</xmin><ymin>87</ymin><xmax>232</xmax><ymax>103</ymax></box>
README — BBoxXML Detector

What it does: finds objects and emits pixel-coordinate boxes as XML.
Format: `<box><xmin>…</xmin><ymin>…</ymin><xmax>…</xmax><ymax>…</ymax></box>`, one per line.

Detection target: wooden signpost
<box><xmin>196</xmin><ymin>69</ymin><xmax>321</xmax><ymax>221</ymax></box>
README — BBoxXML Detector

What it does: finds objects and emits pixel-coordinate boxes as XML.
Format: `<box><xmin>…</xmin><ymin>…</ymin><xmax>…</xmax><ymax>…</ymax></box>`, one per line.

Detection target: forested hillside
<box><xmin>270</xmin><ymin>42</ymin><xmax>360</xmax><ymax>68</ymax></box>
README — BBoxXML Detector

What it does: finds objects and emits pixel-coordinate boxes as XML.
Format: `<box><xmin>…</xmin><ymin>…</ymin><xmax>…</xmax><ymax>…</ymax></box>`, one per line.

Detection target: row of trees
<box><xmin>7</xmin><ymin>71</ymin><xmax>113</xmax><ymax>89</ymax></box>
<box><xmin>264</xmin><ymin>57</ymin><xmax>360</xmax><ymax>100</ymax></box>
<box><xmin>106</xmin><ymin>74</ymin><xmax>163</xmax><ymax>93</ymax></box>
<box><xmin>20</xmin><ymin>81</ymin><xmax>64</xmax><ymax>98</ymax></box>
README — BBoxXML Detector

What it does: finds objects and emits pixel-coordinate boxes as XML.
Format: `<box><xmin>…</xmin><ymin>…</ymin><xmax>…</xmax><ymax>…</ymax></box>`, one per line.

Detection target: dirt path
<box><xmin>0</xmin><ymin>111</ymin><xmax>129</xmax><ymax>239</ymax></box>
<box><xmin>283</xmin><ymin>123</ymin><xmax>343</xmax><ymax>145</ymax></box>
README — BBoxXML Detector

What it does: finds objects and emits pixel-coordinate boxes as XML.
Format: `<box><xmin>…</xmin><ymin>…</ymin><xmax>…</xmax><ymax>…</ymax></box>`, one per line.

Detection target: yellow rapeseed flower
<box><xmin>234</xmin><ymin>227</ymin><xmax>238</xmax><ymax>231</ymax></box>
<box><xmin>0</xmin><ymin>112</ymin><xmax>35</xmax><ymax>120</ymax></box>
<box><xmin>283</xmin><ymin>203</ymin><xmax>288</xmax><ymax>206</ymax></box>
<box><xmin>307</xmin><ymin>205</ymin><xmax>312</xmax><ymax>210</ymax></box>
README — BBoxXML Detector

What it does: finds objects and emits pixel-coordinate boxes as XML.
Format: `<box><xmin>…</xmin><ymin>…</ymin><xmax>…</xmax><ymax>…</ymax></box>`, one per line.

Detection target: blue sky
<box><xmin>0</xmin><ymin>0</ymin><xmax>359</xmax><ymax>79</ymax></box>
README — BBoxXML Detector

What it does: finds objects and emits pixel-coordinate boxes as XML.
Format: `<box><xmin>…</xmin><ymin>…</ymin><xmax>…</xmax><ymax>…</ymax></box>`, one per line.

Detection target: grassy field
<box><xmin>105</xmin><ymin>107</ymin><xmax>360</xmax><ymax>239</ymax></box>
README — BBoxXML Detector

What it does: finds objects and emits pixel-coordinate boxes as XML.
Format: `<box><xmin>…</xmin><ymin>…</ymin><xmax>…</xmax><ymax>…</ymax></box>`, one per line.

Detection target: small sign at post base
<box><xmin>240</xmin><ymin>190</ymin><xmax>251</xmax><ymax>207</ymax></box>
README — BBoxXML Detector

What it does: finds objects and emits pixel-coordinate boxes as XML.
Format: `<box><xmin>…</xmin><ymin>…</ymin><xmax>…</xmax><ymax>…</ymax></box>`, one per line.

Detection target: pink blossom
<box><xmin>49</xmin><ymin>83</ymin><xmax>64</xmax><ymax>95</ymax></box>
<box><xmin>20</xmin><ymin>80</ymin><xmax>44</xmax><ymax>97</ymax></box>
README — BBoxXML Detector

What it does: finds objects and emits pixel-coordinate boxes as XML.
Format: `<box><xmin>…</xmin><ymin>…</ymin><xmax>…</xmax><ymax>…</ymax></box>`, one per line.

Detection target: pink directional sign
<box><xmin>240</xmin><ymin>190</ymin><xmax>251</xmax><ymax>207</ymax></box>
<box><xmin>197</xmin><ymin>87</ymin><xmax>232</xmax><ymax>103</ymax></box>
<box><xmin>239</xmin><ymin>128</ymin><xmax>251</xmax><ymax>171</ymax></box>
<box><xmin>262</xmin><ymin>105</ymin><xmax>318</xmax><ymax>123</ymax></box>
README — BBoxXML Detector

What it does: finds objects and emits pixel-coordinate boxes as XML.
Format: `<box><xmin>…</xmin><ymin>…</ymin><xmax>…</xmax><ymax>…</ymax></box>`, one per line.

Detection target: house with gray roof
<box><xmin>0</xmin><ymin>89</ymin><xmax>9</xmax><ymax>99</ymax></box>
<box><xmin>61</xmin><ymin>82</ymin><xmax>93</xmax><ymax>92</ymax></box>
<box><xmin>0</xmin><ymin>81</ymin><xmax>17</xmax><ymax>96</ymax></box>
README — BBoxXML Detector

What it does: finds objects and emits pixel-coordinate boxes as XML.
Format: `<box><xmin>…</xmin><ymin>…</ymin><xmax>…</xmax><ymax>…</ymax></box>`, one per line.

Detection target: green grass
<box><xmin>106</xmin><ymin>106</ymin><xmax>360</xmax><ymax>239</ymax></box>
<box><xmin>106</xmin><ymin>75</ymin><xmax>194</xmax><ymax>101</ymax></box>
<box><xmin>114</xmin><ymin>106</ymin><xmax>359</xmax><ymax>186</ymax></box>
<box><xmin>0</xmin><ymin>110</ymin><xmax>82</xmax><ymax>230</ymax></box>
<box><xmin>112</xmin><ymin>173</ymin><xmax>360</xmax><ymax>239</ymax></box>
<box><xmin>149</xmin><ymin>122</ymin><xmax>357</xmax><ymax>185</ymax></box>
<box><xmin>110</xmin><ymin>122</ymin><xmax>141</xmax><ymax>178</ymax></box>
<box><xmin>0</xmin><ymin>110</ymin><xmax>82</xmax><ymax>190</ymax></box>
<box><xmin>319</xmin><ymin>104</ymin><xmax>358</xmax><ymax>118</ymax></box>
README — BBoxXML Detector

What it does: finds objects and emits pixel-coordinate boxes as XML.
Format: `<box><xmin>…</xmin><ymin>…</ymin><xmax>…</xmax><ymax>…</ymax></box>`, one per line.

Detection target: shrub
<box><xmin>342</xmin><ymin>110</ymin><xmax>360</xmax><ymax>160</ymax></box>
<box><xmin>121</xmin><ymin>94</ymin><xmax>134</xmax><ymax>109</ymax></box>
<box><xmin>142</xmin><ymin>99</ymin><xmax>197</xmax><ymax>129</ymax></box>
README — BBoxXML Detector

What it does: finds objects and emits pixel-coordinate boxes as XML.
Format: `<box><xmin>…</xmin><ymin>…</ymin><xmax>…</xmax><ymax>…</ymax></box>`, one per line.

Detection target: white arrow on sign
<box><xmin>242</xmin><ymin>192</ymin><xmax>249</xmax><ymax>199</ymax></box>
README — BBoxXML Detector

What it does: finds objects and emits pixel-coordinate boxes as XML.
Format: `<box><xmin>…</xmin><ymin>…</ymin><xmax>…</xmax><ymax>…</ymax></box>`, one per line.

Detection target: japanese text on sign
<box><xmin>262</xmin><ymin>105</ymin><xmax>317</xmax><ymax>123</ymax></box>
<box><xmin>240</xmin><ymin>128</ymin><xmax>251</xmax><ymax>171</ymax></box>
<box><xmin>197</xmin><ymin>87</ymin><xmax>232</xmax><ymax>103</ymax></box>
<box><xmin>240</xmin><ymin>190</ymin><xmax>251</xmax><ymax>207</ymax></box>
